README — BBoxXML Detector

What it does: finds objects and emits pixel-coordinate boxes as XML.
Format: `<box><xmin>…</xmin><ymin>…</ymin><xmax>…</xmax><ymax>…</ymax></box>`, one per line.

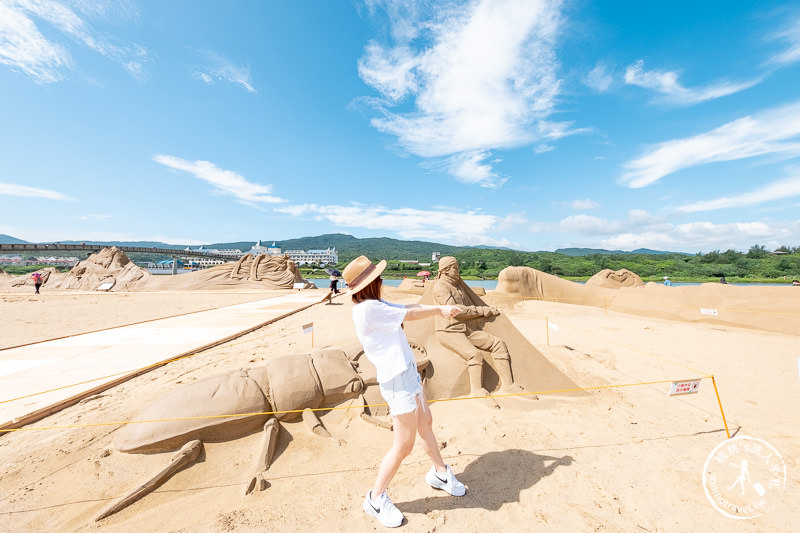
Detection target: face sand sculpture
<box><xmin>96</xmin><ymin>343</ymin><xmax>429</xmax><ymax>521</ymax></box>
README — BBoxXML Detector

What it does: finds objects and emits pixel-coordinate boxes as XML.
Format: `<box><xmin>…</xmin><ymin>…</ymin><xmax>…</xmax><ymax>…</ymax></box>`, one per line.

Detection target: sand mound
<box><xmin>586</xmin><ymin>268</ymin><xmax>644</xmax><ymax>288</ymax></box>
<box><xmin>49</xmin><ymin>247</ymin><xmax>149</xmax><ymax>291</ymax></box>
<box><xmin>396</xmin><ymin>278</ymin><xmax>427</xmax><ymax>294</ymax></box>
<box><xmin>9</xmin><ymin>267</ymin><xmax>60</xmax><ymax>287</ymax></box>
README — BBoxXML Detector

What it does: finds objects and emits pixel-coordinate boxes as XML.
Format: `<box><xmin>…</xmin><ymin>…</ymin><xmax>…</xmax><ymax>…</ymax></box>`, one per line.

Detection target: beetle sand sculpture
<box><xmin>96</xmin><ymin>342</ymin><xmax>429</xmax><ymax>521</ymax></box>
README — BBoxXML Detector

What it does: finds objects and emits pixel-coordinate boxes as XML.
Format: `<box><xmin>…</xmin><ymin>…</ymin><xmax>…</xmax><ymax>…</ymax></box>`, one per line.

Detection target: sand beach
<box><xmin>0</xmin><ymin>277</ymin><xmax>798</xmax><ymax>532</ymax></box>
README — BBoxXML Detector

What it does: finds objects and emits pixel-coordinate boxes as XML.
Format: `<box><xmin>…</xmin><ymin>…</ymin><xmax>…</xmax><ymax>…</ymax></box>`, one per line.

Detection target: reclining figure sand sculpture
<box><xmin>96</xmin><ymin>343</ymin><xmax>429</xmax><ymax>521</ymax></box>
<box><xmin>201</xmin><ymin>252</ymin><xmax>306</xmax><ymax>288</ymax></box>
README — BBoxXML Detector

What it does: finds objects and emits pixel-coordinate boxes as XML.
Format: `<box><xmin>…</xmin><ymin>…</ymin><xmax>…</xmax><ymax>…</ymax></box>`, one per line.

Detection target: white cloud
<box><xmin>530</xmin><ymin>209</ymin><xmax>667</xmax><ymax>236</ymax></box>
<box><xmin>584</xmin><ymin>62</ymin><xmax>613</xmax><ymax>92</ymax></box>
<box><xmin>275</xmin><ymin>202</ymin><xmax>512</xmax><ymax>246</ymax></box>
<box><xmin>0</xmin><ymin>182</ymin><xmax>70</xmax><ymax>200</ymax></box>
<box><xmin>566</xmin><ymin>198</ymin><xmax>600</xmax><ymax>210</ymax></box>
<box><xmin>624</xmin><ymin>60</ymin><xmax>761</xmax><ymax>105</ymax></box>
<box><xmin>76</xmin><ymin>214</ymin><xmax>113</xmax><ymax>220</ymax></box>
<box><xmin>0</xmin><ymin>0</ymin><xmax>149</xmax><ymax>83</ymax></box>
<box><xmin>0</xmin><ymin>1</ymin><xmax>71</xmax><ymax>83</ymax></box>
<box><xmin>767</xmin><ymin>17</ymin><xmax>800</xmax><ymax>66</ymax></box>
<box><xmin>446</xmin><ymin>150</ymin><xmax>507</xmax><ymax>188</ymax></box>
<box><xmin>153</xmin><ymin>155</ymin><xmax>285</xmax><ymax>205</ymax></box>
<box><xmin>599</xmin><ymin>220</ymin><xmax>794</xmax><ymax>252</ymax></box>
<box><xmin>359</xmin><ymin>0</ymin><xmax>570</xmax><ymax>187</ymax></box>
<box><xmin>677</xmin><ymin>173</ymin><xmax>800</xmax><ymax>213</ymax></box>
<box><xmin>621</xmin><ymin>100</ymin><xmax>800</xmax><ymax>188</ymax></box>
<box><xmin>194</xmin><ymin>51</ymin><xmax>256</xmax><ymax>93</ymax></box>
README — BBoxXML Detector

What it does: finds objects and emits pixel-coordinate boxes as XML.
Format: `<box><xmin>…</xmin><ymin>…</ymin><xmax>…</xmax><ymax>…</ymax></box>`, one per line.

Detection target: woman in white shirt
<box><xmin>343</xmin><ymin>255</ymin><xmax>467</xmax><ymax>528</ymax></box>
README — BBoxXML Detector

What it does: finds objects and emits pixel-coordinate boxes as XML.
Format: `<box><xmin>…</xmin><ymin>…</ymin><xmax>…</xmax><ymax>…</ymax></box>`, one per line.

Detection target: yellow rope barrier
<box><xmin>0</xmin><ymin>377</ymin><xmax>716</xmax><ymax>434</ymax></box>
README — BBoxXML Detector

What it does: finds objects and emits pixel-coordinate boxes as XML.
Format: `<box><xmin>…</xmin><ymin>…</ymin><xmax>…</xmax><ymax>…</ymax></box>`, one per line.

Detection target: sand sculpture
<box><xmin>494</xmin><ymin>265</ymin><xmax>800</xmax><ymax>336</ymax></box>
<box><xmin>404</xmin><ymin>260</ymin><xmax>582</xmax><ymax>403</ymax></box>
<box><xmin>585</xmin><ymin>268</ymin><xmax>644</xmax><ymax>288</ymax></box>
<box><xmin>10</xmin><ymin>267</ymin><xmax>58</xmax><ymax>287</ymax></box>
<box><xmin>47</xmin><ymin>247</ymin><xmax>150</xmax><ymax>291</ymax></box>
<box><xmin>97</xmin><ymin>343</ymin><xmax>428</xmax><ymax>521</ymax></box>
<box><xmin>431</xmin><ymin>257</ymin><xmax>527</xmax><ymax>398</ymax></box>
<box><xmin>194</xmin><ymin>252</ymin><xmax>309</xmax><ymax>289</ymax></box>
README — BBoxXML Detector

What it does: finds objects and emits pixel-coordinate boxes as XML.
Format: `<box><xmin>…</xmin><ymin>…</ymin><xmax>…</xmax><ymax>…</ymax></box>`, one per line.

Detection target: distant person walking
<box><xmin>31</xmin><ymin>272</ymin><xmax>42</xmax><ymax>294</ymax></box>
<box><xmin>329</xmin><ymin>274</ymin><xmax>339</xmax><ymax>294</ymax></box>
<box><xmin>343</xmin><ymin>255</ymin><xmax>466</xmax><ymax>528</ymax></box>
<box><xmin>719</xmin><ymin>276</ymin><xmax>727</xmax><ymax>284</ymax></box>
<box><xmin>663</xmin><ymin>276</ymin><xmax>672</xmax><ymax>287</ymax></box>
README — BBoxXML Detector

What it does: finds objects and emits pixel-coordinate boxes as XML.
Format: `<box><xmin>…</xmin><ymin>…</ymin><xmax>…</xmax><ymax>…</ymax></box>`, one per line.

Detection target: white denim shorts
<box><xmin>379</xmin><ymin>365</ymin><xmax>423</xmax><ymax>417</ymax></box>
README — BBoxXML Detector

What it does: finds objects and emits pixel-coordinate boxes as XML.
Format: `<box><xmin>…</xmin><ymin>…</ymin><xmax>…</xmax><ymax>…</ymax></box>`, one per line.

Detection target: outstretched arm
<box><xmin>403</xmin><ymin>303</ymin><xmax>462</xmax><ymax>321</ymax></box>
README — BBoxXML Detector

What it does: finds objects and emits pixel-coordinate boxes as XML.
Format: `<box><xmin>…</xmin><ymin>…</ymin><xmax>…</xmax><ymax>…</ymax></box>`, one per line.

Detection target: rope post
<box><xmin>710</xmin><ymin>375</ymin><xmax>730</xmax><ymax>439</ymax></box>
<box><xmin>546</xmin><ymin>317</ymin><xmax>550</xmax><ymax>346</ymax></box>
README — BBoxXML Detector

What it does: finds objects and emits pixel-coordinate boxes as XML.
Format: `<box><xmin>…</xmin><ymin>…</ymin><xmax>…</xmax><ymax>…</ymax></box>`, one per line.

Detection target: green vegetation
<box><xmin>315</xmin><ymin>244</ymin><xmax>800</xmax><ymax>282</ymax></box>
<box><xmin>3</xmin><ymin>265</ymin><xmax>72</xmax><ymax>275</ymax></box>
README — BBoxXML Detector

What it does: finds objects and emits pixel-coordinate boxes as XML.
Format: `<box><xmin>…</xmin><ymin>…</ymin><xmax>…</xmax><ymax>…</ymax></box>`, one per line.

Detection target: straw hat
<box><xmin>343</xmin><ymin>255</ymin><xmax>386</xmax><ymax>294</ymax></box>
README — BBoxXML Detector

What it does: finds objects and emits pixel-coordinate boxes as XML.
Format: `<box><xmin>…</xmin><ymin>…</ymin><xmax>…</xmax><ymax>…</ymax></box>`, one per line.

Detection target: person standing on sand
<box><xmin>31</xmin><ymin>272</ymin><xmax>42</xmax><ymax>294</ymax></box>
<box><xmin>343</xmin><ymin>255</ymin><xmax>467</xmax><ymax>528</ymax></box>
<box><xmin>663</xmin><ymin>276</ymin><xmax>672</xmax><ymax>287</ymax></box>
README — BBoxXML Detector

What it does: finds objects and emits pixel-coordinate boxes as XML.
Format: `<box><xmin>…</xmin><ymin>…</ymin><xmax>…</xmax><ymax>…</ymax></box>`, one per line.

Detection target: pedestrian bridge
<box><xmin>0</xmin><ymin>243</ymin><xmax>236</xmax><ymax>261</ymax></box>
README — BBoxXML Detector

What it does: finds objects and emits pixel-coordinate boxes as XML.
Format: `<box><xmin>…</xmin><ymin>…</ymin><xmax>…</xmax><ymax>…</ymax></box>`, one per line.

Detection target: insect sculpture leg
<box><xmin>302</xmin><ymin>407</ymin><xmax>331</xmax><ymax>437</ymax></box>
<box><xmin>358</xmin><ymin>394</ymin><xmax>393</xmax><ymax>430</ymax></box>
<box><xmin>96</xmin><ymin>439</ymin><xmax>202</xmax><ymax>521</ymax></box>
<box><xmin>245</xmin><ymin>418</ymin><xmax>279</xmax><ymax>495</ymax></box>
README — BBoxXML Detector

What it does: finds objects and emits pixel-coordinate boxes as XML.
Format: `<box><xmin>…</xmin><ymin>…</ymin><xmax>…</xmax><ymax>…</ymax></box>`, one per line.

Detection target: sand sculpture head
<box><xmin>585</xmin><ymin>268</ymin><xmax>644</xmax><ymax>289</ymax></box>
<box><xmin>436</xmin><ymin>256</ymin><xmax>460</xmax><ymax>281</ymax></box>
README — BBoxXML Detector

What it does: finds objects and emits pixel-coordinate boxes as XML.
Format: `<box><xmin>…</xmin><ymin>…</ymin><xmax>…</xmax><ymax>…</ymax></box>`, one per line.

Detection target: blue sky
<box><xmin>1</xmin><ymin>0</ymin><xmax>799</xmax><ymax>253</ymax></box>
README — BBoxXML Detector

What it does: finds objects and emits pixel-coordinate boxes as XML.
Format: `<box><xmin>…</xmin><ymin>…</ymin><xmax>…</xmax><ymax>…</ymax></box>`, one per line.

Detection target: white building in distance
<box><xmin>283</xmin><ymin>248</ymin><xmax>338</xmax><ymax>265</ymax></box>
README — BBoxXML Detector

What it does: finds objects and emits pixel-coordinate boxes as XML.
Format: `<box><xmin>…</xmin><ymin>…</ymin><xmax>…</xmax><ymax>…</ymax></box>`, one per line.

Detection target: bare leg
<box><xmin>371</xmin><ymin>410</ymin><xmax>418</xmax><ymax>497</ymax></box>
<box><xmin>245</xmin><ymin>418</ymin><xmax>279</xmax><ymax>495</ymax></box>
<box><xmin>414</xmin><ymin>393</ymin><xmax>446</xmax><ymax>474</ymax></box>
<box><xmin>96</xmin><ymin>440</ymin><xmax>202</xmax><ymax>521</ymax></box>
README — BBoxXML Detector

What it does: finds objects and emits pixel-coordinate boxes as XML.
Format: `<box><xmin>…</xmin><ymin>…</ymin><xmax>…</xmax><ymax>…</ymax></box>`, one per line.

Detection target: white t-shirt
<box><xmin>351</xmin><ymin>299</ymin><xmax>416</xmax><ymax>384</ymax></box>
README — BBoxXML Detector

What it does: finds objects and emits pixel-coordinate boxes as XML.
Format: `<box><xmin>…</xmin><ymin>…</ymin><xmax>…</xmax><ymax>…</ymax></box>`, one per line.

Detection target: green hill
<box><xmin>0</xmin><ymin>234</ymin><xmax>29</xmax><ymax>244</ymax></box>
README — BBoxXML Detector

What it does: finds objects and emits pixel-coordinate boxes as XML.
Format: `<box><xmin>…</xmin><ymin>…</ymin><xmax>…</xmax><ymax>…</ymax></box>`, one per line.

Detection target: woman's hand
<box><xmin>440</xmin><ymin>305</ymin><xmax>462</xmax><ymax>318</ymax></box>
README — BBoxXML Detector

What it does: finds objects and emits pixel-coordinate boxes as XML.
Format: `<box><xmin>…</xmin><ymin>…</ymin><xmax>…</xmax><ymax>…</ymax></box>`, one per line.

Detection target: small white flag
<box><xmin>548</xmin><ymin>321</ymin><xmax>559</xmax><ymax>331</ymax></box>
<box><xmin>302</xmin><ymin>322</ymin><xmax>314</xmax><ymax>334</ymax></box>
<box><xmin>700</xmin><ymin>308</ymin><xmax>719</xmax><ymax>316</ymax></box>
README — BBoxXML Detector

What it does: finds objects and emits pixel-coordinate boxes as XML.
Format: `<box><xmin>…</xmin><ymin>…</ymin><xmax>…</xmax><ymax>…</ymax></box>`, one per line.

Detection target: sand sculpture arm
<box><xmin>432</xmin><ymin>282</ymin><xmax>499</xmax><ymax>320</ymax></box>
<box><xmin>404</xmin><ymin>303</ymin><xmax>462</xmax><ymax>321</ymax></box>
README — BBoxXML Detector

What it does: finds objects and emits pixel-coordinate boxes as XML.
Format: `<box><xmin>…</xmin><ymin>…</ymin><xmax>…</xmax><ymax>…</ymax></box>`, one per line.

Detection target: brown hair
<box><xmin>352</xmin><ymin>276</ymin><xmax>382</xmax><ymax>303</ymax></box>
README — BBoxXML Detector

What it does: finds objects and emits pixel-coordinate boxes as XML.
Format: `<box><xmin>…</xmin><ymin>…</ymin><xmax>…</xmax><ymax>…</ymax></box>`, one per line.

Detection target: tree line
<box><xmin>327</xmin><ymin>244</ymin><xmax>800</xmax><ymax>282</ymax></box>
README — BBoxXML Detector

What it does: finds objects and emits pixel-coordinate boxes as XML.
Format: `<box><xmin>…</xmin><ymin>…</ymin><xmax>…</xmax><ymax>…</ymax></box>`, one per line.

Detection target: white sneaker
<box><xmin>363</xmin><ymin>490</ymin><xmax>404</xmax><ymax>528</ymax></box>
<box><xmin>426</xmin><ymin>465</ymin><xmax>466</xmax><ymax>496</ymax></box>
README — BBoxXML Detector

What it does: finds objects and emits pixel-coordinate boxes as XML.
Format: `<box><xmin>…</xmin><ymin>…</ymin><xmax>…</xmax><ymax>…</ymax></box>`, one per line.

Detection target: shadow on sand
<box><xmin>399</xmin><ymin>449</ymin><xmax>573</xmax><ymax>515</ymax></box>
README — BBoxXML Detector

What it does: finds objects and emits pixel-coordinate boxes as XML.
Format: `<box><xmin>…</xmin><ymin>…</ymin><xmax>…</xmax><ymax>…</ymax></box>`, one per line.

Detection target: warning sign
<box><xmin>669</xmin><ymin>379</ymin><xmax>701</xmax><ymax>396</ymax></box>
